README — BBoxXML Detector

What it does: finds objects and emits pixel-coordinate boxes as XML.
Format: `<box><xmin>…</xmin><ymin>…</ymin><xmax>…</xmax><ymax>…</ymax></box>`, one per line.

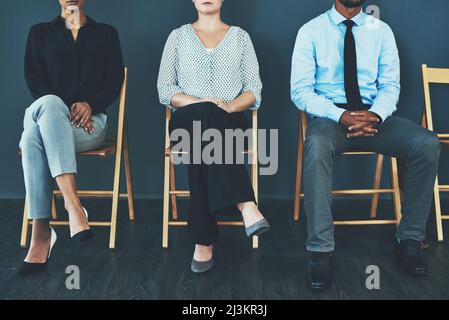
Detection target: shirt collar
<box><xmin>328</xmin><ymin>5</ymin><xmax>367</xmax><ymax>26</ymax></box>
<box><xmin>51</xmin><ymin>15</ymin><xmax>96</xmax><ymax>27</ymax></box>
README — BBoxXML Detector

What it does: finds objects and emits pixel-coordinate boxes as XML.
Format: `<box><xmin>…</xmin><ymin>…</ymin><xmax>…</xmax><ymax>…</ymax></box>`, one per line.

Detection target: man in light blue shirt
<box><xmin>291</xmin><ymin>0</ymin><xmax>441</xmax><ymax>291</ymax></box>
<box><xmin>292</xmin><ymin>1</ymin><xmax>400</xmax><ymax>123</ymax></box>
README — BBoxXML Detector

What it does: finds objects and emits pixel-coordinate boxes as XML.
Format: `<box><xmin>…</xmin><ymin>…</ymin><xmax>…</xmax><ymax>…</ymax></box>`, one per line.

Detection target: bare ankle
<box><xmin>195</xmin><ymin>244</ymin><xmax>213</xmax><ymax>251</ymax></box>
<box><xmin>237</xmin><ymin>201</ymin><xmax>256</xmax><ymax>212</ymax></box>
<box><xmin>194</xmin><ymin>245</ymin><xmax>213</xmax><ymax>261</ymax></box>
<box><xmin>239</xmin><ymin>202</ymin><xmax>265</xmax><ymax>228</ymax></box>
<box><xmin>32</xmin><ymin>220</ymin><xmax>51</xmax><ymax>237</ymax></box>
<box><xmin>64</xmin><ymin>201</ymin><xmax>82</xmax><ymax>213</ymax></box>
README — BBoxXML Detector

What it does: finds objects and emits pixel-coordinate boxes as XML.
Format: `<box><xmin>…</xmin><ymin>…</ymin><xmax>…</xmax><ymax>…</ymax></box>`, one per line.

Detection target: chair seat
<box><xmin>165</xmin><ymin>146</ymin><xmax>252</xmax><ymax>157</ymax></box>
<box><xmin>80</xmin><ymin>143</ymin><xmax>116</xmax><ymax>157</ymax></box>
<box><xmin>162</xmin><ymin>149</ymin><xmax>374</xmax><ymax>157</ymax></box>
<box><xmin>18</xmin><ymin>142</ymin><xmax>116</xmax><ymax>158</ymax></box>
<box><xmin>343</xmin><ymin>149</ymin><xmax>377</xmax><ymax>155</ymax></box>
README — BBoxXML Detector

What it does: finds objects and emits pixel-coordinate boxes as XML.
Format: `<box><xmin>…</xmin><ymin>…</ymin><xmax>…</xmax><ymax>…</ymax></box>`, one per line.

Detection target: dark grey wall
<box><xmin>1</xmin><ymin>0</ymin><xmax>449</xmax><ymax>199</ymax></box>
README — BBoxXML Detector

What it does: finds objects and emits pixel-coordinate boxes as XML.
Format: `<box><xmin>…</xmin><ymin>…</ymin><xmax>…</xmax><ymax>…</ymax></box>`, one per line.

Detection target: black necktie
<box><xmin>343</xmin><ymin>20</ymin><xmax>363</xmax><ymax>110</ymax></box>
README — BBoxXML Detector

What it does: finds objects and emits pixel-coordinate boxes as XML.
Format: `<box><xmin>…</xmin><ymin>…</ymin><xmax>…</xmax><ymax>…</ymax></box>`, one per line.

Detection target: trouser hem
<box><xmin>306</xmin><ymin>245</ymin><xmax>335</xmax><ymax>253</ymax></box>
<box><xmin>51</xmin><ymin>169</ymin><xmax>77</xmax><ymax>179</ymax></box>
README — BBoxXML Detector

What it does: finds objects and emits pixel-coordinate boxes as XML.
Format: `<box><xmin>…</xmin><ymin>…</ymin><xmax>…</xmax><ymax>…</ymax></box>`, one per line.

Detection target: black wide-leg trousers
<box><xmin>169</xmin><ymin>102</ymin><xmax>256</xmax><ymax>246</ymax></box>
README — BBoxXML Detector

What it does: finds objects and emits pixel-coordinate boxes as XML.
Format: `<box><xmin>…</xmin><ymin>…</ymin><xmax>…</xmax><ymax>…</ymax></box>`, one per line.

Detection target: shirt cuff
<box><xmin>326</xmin><ymin>106</ymin><xmax>346</xmax><ymax>123</ymax></box>
<box><xmin>161</xmin><ymin>90</ymin><xmax>184</xmax><ymax>107</ymax></box>
<box><xmin>369</xmin><ymin>105</ymin><xmax>390</xmax><ymax>123</ymax></box>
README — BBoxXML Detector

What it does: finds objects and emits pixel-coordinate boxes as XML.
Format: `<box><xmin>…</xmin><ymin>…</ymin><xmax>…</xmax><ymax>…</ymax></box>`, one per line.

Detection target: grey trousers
<box><xmin>303</xmin><ymin>116</ymin><xmax>441</xmax><ymax>252</ymax></box>
<box><xmin>20</xmin><ymin>95</ymin><xmax>108</xmax><ymax>220</ymax></box>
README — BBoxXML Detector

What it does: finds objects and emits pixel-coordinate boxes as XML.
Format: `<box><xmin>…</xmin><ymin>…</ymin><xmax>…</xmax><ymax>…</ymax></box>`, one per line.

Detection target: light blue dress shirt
<box><xmin>291</xmin><ymin>6</ymin><xmax>401</xmax><ymax>123</ymax></box>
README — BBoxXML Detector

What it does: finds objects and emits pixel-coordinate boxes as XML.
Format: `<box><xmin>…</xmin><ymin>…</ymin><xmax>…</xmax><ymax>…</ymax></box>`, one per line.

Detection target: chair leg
<box><xmin>294</xmin><ymin>122</ymin><xmax>304</xmax><ymax>221</ymax></box>
<box><xmin>123</xmin><ymin>127</ymin><xmax>135</xmax><ymax>221</ymax></box>
<box><xmin>252</xmin><ymin>236</ymin><xmax>259</xmax><ymax>249</ymax></box>
<box><xmin>109</xmin><ymin>193</ymin><xmax>120</xmax><ymax>249</ymax></box>
<box><xmin>109</xmin><ymin>151</ymin><xmax>122</xmax><ymax>250</ymax></box>
<box><xmin>370</xmin><ymin>155</ymin><xmax>384</xmax><ymax>218</ymax></box>
<box><xmin>433</xmin><ymin>176</ymin><xmax>444</xmax><ymax>242</ymax></box>
<box><xmin>251</xmin><ymin>113</ymin><xmax>259</xmax><ymax>250</ymax></box>
<box><xmin>162</xmin><ymin>156</ymin><xmax>171</xmax><ymax>249</ymax></box>
<box><xmin>51</xmin><ymin>194</ymin><xmax>58</xmax><ymax>220</ymax></box>
<box><xmin>20</xmin><ymin>198</ymin><xmax>30</xmax><ymax>248</ymax></box>
<box><xmin>169</xmin><ymin>161</ymin><xmax>178</xmax><ymax>220</ymax></box>
<box><xmin>390</xmin><ymin>158</ymin><xmax>403</xmax><ymax>225</ymax></box>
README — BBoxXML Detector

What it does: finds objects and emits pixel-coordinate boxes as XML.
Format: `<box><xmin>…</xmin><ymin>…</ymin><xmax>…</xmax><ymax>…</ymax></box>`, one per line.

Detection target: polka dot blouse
<box><xmin>157</xmin><ymin>24</ymin><xmax>263</xmax><ymax>111</ymax></box>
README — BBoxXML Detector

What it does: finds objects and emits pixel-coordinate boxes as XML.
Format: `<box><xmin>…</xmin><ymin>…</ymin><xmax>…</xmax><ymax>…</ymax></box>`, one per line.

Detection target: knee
<box><xmin>192</xmin><ymin>102</ymin><xmax>227</xmax><ymax>121</ymax></box>
<box><xmin>304</xmin><ymin>133</ymin><xmax>335</xmax><ymax>163</ymax></box>
<box><xmin>37</xmin><ymin>95</ymin><xmax>68</xmax><ymax>114</ymax></box>
<box><xmin>200</xmin><ymin>102</ymin><xmax>223</xmax><ymax>113</ymax></box>
<box><xmin>410</xmin><ymin>131</ymin><xmax>441</xmax><ymax>164</ymax></box>
<box><xmin>198</xmin><ymin>101</ymin><xmax>219</xmax><ymax>109</ymax></box>
<box><xmin>20</xmin><ymin>127</ymin><xmax>42</xmax><ymax>153</ymax></box>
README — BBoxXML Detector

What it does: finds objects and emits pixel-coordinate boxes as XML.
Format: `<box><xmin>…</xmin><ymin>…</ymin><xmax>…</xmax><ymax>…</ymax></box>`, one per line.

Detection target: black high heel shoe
<box><xmin>18</xmin><ymin>227</ymin><xmax>57</xmax><ymax>276</ymax></box>
<box><xmin>71</xmin><ymin>207</ymin><xmax>93</xmax><ymax>243</ymax></box>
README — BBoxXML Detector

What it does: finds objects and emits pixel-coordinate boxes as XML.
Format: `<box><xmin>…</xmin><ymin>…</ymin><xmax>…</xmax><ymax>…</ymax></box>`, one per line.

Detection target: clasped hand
<box><xmin>200</xmin><ymin>98</ymin><xmax>232</xmax><ymax>113</ymax></box>
<box><xmin>71</xmin><ymin>102</ymin><xmax>95</xmax><ymax>134</ymax></box>
<box><xmin>340</xmin><ymin>110</ymin><xmax>380</xmax><ymax>138</ymax></box>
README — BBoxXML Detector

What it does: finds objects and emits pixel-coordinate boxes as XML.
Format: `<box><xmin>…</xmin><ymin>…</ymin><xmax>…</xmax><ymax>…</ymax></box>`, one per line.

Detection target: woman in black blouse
<box><xmin>19</xmin><ymin>0</ymin><xmax>124</xmax><ymax>275</ymax></box>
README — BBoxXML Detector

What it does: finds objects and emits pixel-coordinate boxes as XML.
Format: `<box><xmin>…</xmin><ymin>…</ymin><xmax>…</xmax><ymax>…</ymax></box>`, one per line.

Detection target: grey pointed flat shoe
<box><xmin>245</xmin><ymin>219</ymin><xmax>270</xmax><ymax>237</ymax></box>
<box><xmin>191</xmin><ymin>258</ymin><xmax>214</xmax><ymax>274</ymax></box>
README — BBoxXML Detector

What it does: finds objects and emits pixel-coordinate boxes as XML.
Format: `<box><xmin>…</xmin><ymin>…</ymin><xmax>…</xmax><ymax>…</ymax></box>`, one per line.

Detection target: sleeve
<box><xmin>24</xmin><ymin>26</ymin><xmax>53</xmax><ymax>100</ymax></box>
<box><xmin>290</xmin><ymin>26</ymin><xmax>345</xmax><ymax>123</ymax></box>
<box><xmin>240</xmin><ymin>31</ymin><xmax>263</xmax><ymax>111</ymax></box>
<box><xmin>369</xmin><ymin>26</ymin><xmax>401</xmax><ymax>122</ymax></box>
<box><xmin>86</xmin><ymin>27</ymin><xmax>125</xmax><ymax>115</ymax></box>
<box><xmin>157</xmin><ymin>30</ymin><xmax>184</xmax><ymax>106</ymax></box>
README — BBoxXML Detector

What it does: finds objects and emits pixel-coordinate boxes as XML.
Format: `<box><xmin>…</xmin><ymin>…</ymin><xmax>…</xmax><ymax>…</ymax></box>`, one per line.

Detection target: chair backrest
<box><xmin>115</xmin><ymin>68</ymin><xmax>128</xmax><ymax>145</ymax></box>
<box><xmin>165</xmin><ymin>107</ymin><xmax>172</xmax><ymax>151</ymax></box>
<box><xmin>299</xmin><ymin>112</ymin><xmax>308</xmax><ymax>142</ymax></box>
<box><xmin>110</xmin><ymin>67</ymin><xmax>128</xmax><ymax>160</ymax></box>
<box><xmin>422</xmin><ymin>64</ymin><xmax>449</xmax><ymax>133</ymax></box>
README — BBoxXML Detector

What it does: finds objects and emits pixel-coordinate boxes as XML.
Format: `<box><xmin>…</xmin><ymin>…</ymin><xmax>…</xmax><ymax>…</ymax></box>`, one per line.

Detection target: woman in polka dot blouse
<box><xmin>157</xmin><ymin>0</ymin><xmax>270</xmax><ymax>274</ymax></box>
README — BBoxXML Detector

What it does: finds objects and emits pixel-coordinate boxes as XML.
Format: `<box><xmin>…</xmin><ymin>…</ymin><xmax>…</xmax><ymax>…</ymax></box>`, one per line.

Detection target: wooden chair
<box><xmin>421</xmin><ymin>64</ymin><xmax>449</xmax><ymax>242</ymax></box>
<box><xmin>163</xmin><ymin>108</ymin><xmax>260</xmax><ymax>249</ymax></box>
<box><xmin>20</xmin><ymin>68</ymin><xmax>134</xmax><ymax>250</ymax></box>
<box><xmin>293</xmin><ymin>111</ymin><xmax>402</xmax><ymax>226</ymax></box>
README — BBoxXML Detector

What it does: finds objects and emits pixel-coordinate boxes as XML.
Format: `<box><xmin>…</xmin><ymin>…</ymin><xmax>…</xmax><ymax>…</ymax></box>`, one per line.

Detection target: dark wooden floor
<box><xmin>1</xmin><ymin>198</ymin><xmax>449</xmax><ymax>300</ymax></box>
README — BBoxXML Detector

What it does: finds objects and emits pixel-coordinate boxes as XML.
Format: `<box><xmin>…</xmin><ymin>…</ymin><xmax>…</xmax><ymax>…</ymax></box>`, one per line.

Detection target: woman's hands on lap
<box><xmin>71</xmin><ymin>102</ymin><xmax>95</xmax><ymax>134</ymax></box>
<box><xmin>201</xmin><ymin>97</ymin><xmax>232</xmax><ymax>113</ymax></box>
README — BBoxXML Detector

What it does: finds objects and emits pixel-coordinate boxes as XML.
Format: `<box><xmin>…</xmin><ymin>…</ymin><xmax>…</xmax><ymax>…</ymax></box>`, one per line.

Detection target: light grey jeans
<box><xmin>19</xmin><ymin>95</ymin><xmax>108</xmax><ymax>220</ymax></box>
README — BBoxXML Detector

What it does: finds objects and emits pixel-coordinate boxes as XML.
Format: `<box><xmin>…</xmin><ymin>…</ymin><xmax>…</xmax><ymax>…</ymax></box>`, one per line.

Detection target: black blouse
<box><xmin>24</xmin><ymin>16</ymin><xmax>124</xmax><ymax>114</ymax></box>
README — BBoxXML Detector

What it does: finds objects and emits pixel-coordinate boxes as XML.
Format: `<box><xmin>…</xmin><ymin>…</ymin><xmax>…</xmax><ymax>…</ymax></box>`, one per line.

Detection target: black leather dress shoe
<box><xmin>395</xmin><ymin>239</ymin><xmax>427</xmax><ymax>276</ymax></box>
<box><xmin>307</xmin><ymin>252</ymin><xmax>333</xmax><ymax>291</ymax></box>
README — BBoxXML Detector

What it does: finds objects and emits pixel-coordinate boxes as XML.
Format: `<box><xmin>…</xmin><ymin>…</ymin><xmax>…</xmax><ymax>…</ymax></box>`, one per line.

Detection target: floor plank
<box><xmin>0</xmin><ymin>198</ymin><xmax>448</xmax><ymax>300</ymax></box>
